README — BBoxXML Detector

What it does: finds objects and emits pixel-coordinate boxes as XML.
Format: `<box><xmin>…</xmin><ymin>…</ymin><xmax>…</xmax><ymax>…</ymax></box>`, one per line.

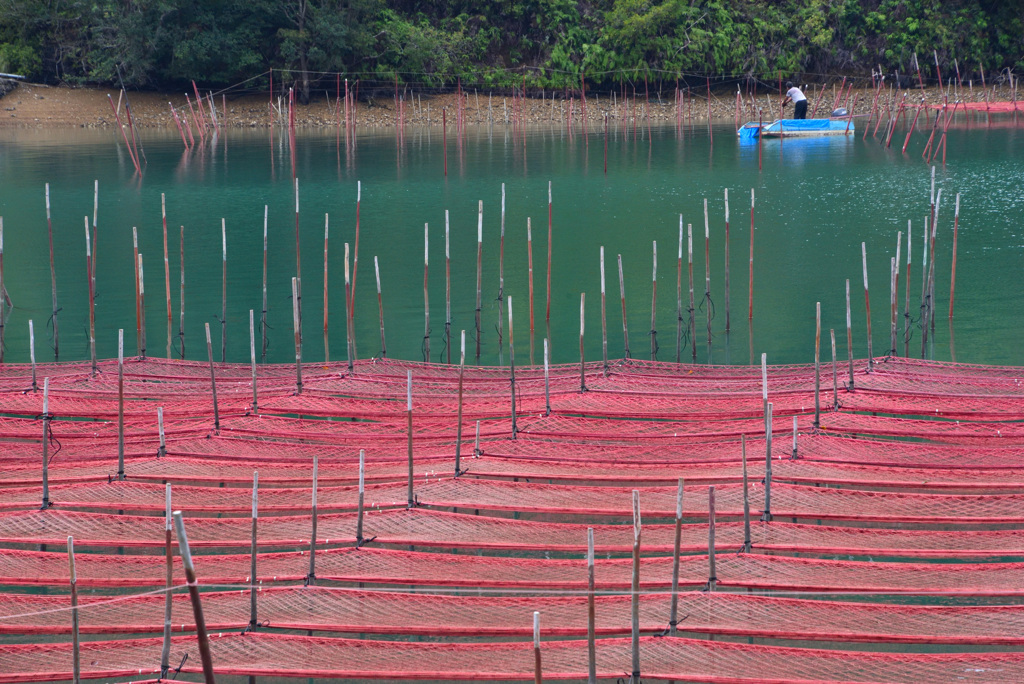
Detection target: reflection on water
<box><xmin>0</xmin><ymin>120</ymin><xmax>1022</xmax><ymax>367</ymax></box>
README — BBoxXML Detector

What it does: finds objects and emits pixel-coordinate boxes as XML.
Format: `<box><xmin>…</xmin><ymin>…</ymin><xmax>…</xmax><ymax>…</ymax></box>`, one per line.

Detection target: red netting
<box><xmin>3</xmin><ymin>632</ymin><xmax>1024</xmax><ymax>682</ymax></box>
<box><xmin>3</xmin><ymin>587</ymin><xmax>1024</xmax><ymax>645</ymax></box>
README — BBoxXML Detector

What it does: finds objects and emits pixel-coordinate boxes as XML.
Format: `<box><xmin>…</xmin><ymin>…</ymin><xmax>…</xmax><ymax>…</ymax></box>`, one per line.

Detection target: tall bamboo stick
<box><xmin>676</xmin><ymin>216</ymin><xmax>683</xmax><ymax>363</ymax></box>
<box><xmin>179</xmin><ymin>226</ymin><xmax>185</xmax><ymax>359</ymax></box>
<box><xmin>117</xmin><ymin>329</ymin><xmax>124</xmax><ymax>478</ymax></box>
<box><xmin>630</xmin><ymin>489</ymin><xmax>641</xmax><ymax>681</ymax></box>
<box><xmin>445</xmin><ymin>211</ymin><xmax>451</xmax><ymax>364</ymax></box>
<box><xmin>862</xmin><ymin>242</ymin><xmax>873</xmax><ymax>368</ymax></box>
<box><xmin>292</xmin><ymin>278</ymin><xmax>302</xmax><ymax>393</ymax></box>
<box><xmin>160</xmin><ymin>486</ymin><xmax>171</xmax><ymax>678</ymax></box>
<box><xmin>171</xmin><ymin>511</ymin><xmax>216</xmax><ymax>684</ymax></box>
<box><xmin>617</xmin><ymin>255</ymin><xmax>630</xmax><ymax>358</ymax></box>
<box><xmin>846</xmin><ymin>279</ymin><xmax>854</xmax><ymax>390</ymax></box>
<box><xmin>162</xmin><ymin>195</ymin><xmax>172</xmax><ymax>359</ymax></box>
<box><xmin>688</xmin><ymin>224</ymin><xmax>695</xmax><ymax>362</ymax></box>
<box><xmin>138</xmin><ymin>254</ymin><xmax>147</xmax><ymax>358</ymax></box>
<box><xmin>424</xmin><ymin>223</ymin><xmax>430</xmax><ymax>361</ymax></box>
<box><xmin>704</xmin><ymin>199</ymin><xmax>712</xmax><ymax>355</ymax></box>
<box><xmin>221</xmin><ymin>219</ymin><xmax>227</xmax><ymax>362</ymax></box>
<box><xmin>44</xmin><ymin>184</ymin><xmax>59</xmax><ymax>359</ymax></box>
<box><xmin>724</xmin><ymin>189</ymin><xmax>730</xmax><ymax>332</ymax></box>
<box><xmin>527</xmin><ymin>217</ymin><xmax>535</xmax><ymax>365</ymax></box>
<box><xmin>650</xmin><ymin>241</ymin><xmax>658</xmax><ymax>360</ymax></box>
<box><xmin>375</xmin><ymin>256</ymin><xmax>386</xmax><ymax>357</ymax></box>
<box><xmin>323</xmin><ymin>214</ymin><xmax>329</xmax><ymax>362</ymax></box>
<box><xmin>0</xmin><ymin>218</ymin><xmax>4</xmax><ymax>364</ymax></box>
<box><xmin>84</xmin><ymin>218</ymin><xmax>96</xmax><ymax>374</ymax></box>
<box><xmin>546</xmin><ymin>182</ymin><xmax>552</xmax><ymax>338</ymax></box>
<box><xmin>600</xmin><ymin>247</ymin><xmax>608</xmax><ymax>374</ymax></box>
<box><xmin>476</xmin><ymin>201</ymin><xmax>483</xmax><ymax>363</ymax></box>
<box><xmin>261</xmin><ymin>206</ymin><xmax>268</xmax><ymax>362</ymax></box>
<box><xmin>497</xmin><ymin>185</ymin><xmax>505</xmax><ymax>363</ymax></box>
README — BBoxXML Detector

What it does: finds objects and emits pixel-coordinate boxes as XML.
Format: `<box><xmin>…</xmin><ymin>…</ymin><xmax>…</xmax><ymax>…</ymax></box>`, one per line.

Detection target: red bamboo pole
<box><xmin>107</xmin><ymin>95</ymin><xmax>142</xmax><ymax>174</ymax></box>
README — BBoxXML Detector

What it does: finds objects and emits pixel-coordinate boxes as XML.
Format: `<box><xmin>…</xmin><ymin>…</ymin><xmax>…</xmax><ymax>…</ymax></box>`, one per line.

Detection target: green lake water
<box><xmin>0</xmin><ymin>119</ymin><xmax>1022</xmax><ymax>368</ymax></box>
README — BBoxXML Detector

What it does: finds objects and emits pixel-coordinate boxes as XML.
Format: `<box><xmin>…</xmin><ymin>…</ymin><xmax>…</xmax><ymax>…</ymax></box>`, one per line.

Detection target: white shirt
<box><xmin>787</xmin><ymin>87</ymin><xmax>807</xmax><ymax>103</ymax></box>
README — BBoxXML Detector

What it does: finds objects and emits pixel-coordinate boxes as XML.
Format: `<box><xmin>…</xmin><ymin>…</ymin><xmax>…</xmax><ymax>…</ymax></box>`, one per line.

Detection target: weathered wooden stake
<box><xmin>669</xmin><ymin>478</ymin><xmax>683</xmax><ymax>634</ymax></box>
<box><xmin>831</xmin><ymin>329</ymin><xmax>838</xmax><ymax>408</ymax></box>
<box><xmin>205</xmin><ymin>323</ymin><xmax>219</xmax><ymax>432</ymax></box>
<box><xmin>407</xmin><ymin>371</ymin><xmax>414</xmax><ymax>507</ymax></box>
<box><xmin>890</xmin><ymin>256</ymin><xmax>898</xmax><ymax>354</ymax></box>
<box><xmin>527</xmin><ymin>217</ymin><xmax>535</xmax><ymax>365</ymax></box>
<box><xmin>704</xmin><ymin>200</ymin><xmax>712</xmax><ymax>355</ymax></box>
<box><xmin>905</xmin><ymin>220</ymin><xmax>912</xmax><ymax>358</ymax></box>
<box><xmin>862</xmin><ymin>243</ymin><xmax>873</xmax><ymax>369</ymax></box>
<box><xmin>307</xmin><ymin>456</ymin><xmax>317</xmax><ymax>583</ymax></box>
<box><xmin>949</xmin><ymin>193</ymin><xmax>961</xmax><ymax>319</ymax></box>
<box><xmin>546</xmin><ymin>182</ymin><xmax>553</xmax><ymax>339</ymax></box>
<box><xmin>344</xmin><ymin>244</ymin><xmax>353</xmax><ymax>369</ymax></box>
<box><xmin>179</xmin><ymin>226</ymin><xmax>186</xmax><ymax>359</ymax></box>
<box><xmin>117</xmin><ymin>329</ymin><xmax>124</xmax><ymax>478</ymax></box>
<box><xmin>445</xmin><ymin>211</ymin><xmax>452</xmax><ymax>364</ymax></box>
<box><xmin>138</xmin><ymin>254</ymin><xmax>147</xmax><ymax>358</ymax></box>
<box><xmin>157</xmin><ymin>406</ymin><xmax>166</xmax><ymax>458</ymax></box>
<box><xmin>497</xmin><ymin>185</ymin><xmax>505</xmax><ymax>364</ymax></box>
<box><xmin>814</xmin><ymin>302</ymin><xmax>821</xmax><ymax>428</ymax></box>
<box><xmin>68</xmin><ymin>536</ymin><xmax>80</xmax><ymax>684</ymax></box>
<box><xmin>133</xmin><ymin>227</ymin><xmax>141</xmax><ymax>356</ymax></box>
<box><xmin>0</xmin><ymin>218</ymin><xmax>5</xmax><ymax>364</ymax></box>
<box><xmin>171</xmin><ymin>511</ymin><xmax>216</xmax><ymax>684</ymax></box>
<box><xmin>688</xmin><ymin>224</ymin><xmax>695</xmax><ymax>362</ymax></box>
<box><xmin>617</xmin><ymin>255</ymin><xmax>630</xmax><ymax>358</ymax></box>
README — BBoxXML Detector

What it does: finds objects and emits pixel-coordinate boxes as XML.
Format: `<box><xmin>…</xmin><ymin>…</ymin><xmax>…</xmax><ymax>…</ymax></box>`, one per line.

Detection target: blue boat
<box><xmin>737</xmin><ymin>117</ymin><xmax>854</xmax><ymax>139</ymax></box>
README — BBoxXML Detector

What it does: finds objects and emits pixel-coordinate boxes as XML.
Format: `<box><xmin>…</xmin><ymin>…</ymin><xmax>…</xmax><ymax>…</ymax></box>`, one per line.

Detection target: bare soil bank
<box><xmin>0</xmin><ymin>81</ymin><xmax>1011</xmax><ymax>129</ymax></box>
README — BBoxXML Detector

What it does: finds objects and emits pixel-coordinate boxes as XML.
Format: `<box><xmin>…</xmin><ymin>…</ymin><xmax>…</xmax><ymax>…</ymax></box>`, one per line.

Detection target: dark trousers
<box><xmin>794</xmin><ymin>100</ymin><xmax>808</xmax><ymax>119</ymax></box>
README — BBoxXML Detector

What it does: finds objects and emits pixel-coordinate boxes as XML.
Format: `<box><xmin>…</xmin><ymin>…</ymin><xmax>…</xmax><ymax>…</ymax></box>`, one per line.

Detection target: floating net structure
<box><xmin>2</xmin><ymin>354</ymin><xmax>1024</xmax><ymax>681</ymax></box>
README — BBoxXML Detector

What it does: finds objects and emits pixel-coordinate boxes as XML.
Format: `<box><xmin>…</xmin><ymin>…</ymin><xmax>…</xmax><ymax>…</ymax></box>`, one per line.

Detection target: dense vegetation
<box><xmin>1</xmin><ymin>1</ymin><xmax>1021</xmax><ymax>101</ymax></box>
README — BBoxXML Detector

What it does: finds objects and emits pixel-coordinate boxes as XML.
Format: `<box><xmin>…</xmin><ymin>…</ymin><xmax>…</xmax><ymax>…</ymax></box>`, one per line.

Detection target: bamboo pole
<box><xmin>294</xmin><ymin>179</ymin><xmax>302</xmax><ymax>346</ymax></box>
<box><xmin>117</xmin><ymin>329</ymin><xmax>124</xmax><ymax>478</ymax></box>
<box><xmin>160</xmin><ymin>485</ymin><xmax>171</xmax><ymax>678</ymax></box>
<box><xmin>527</xmin><ymin>218</ymin><xmax>535</xmax><ymax>365</ymax></box>
<box><xmin>133</xmin><ymin>228</ymin><xmax>141</xmax><ymax>355</ymax></box>
<box><xmin>748</xmin><ymin>189</ymin><xmax>755</xmax><ymax>319</ymax></box>
<box><xmin>344</xmin><ymin>244</ymin><xmax>352</xmax><ymax>370</ymax></box>
<box><xmin>456</xmin><ymin>331</ymin><xmax>465</xmax><ymax>474</ymax></box>
<box><xmin>579</xmin><ymin>293</ymin><xmax>587</xmax><ymax>392</ymax></box>
<box><xmin>407</xmin><ymin>371</ymin><xmax>414</xmax><ymax>507</ymax></box>
<box><xmin>533</xmin><ymin>611</ymin><xmax>542</xmax><ymax>684</ymax></box>
<box><xmin>762</xmin><ymin>401</ymin><xmax>773</xmax><ymax>521</ymax></box>
<box><xmin>292</xmin><ymin>278</ymin><xmax>302</xmax><ymax>393</ymax></box>
<box><xmin>846</xmin><ymin>279</ymin><xmax>854</xmax><ymax>390</ymax></box>
<box><xmin>68</xmin><ymin>536</ymin><xmax>80</xmax><ymax>684</ymax></box>
<box><xmin>0</xmin><ymin>218</ymin><xmax>4</xmax><ymax>365</ymax></box>
<box><xmin>949</xmin><ymin>194</ymin><xmax>960</xmax><ymax>319</ymax></box>
<box><xmin>261</xmin><ymin>206</ymin><xmax>268</xmax><ymax>362</ymax></box>
<box><xmin>138</xmin><ymin>254</ymin><xmax>147</xmax><ymax>358</ymax></box>
<box><xmin>375</xmin><ymin>257</ymin><xmax>386</xmax><ymax>357</ymax></box>
<box><xmin>676</xmin><ymin>216</ymin><xmax>683</xmax><ymax>363</ymax></box>
<box><xmin>586</xmin><ymin>527</ymin><xmax>595</xmax><ymax>684</ymax></box>
<box><xmin>44</xmin><ymin>184</ymin><xmax>59</xmax><ymax>359</ymax></box>
<box><xmin>724</xmin><ymin>189</ymin><xmax>730</xmax><ymax>332</ymax></box>
<box><xmin>476</xmin><ymin>201</ymin><xmax>483</xmax><ymax>363</ymax></box>
<box><xmin>497</xmin><ymin>185</ymin><xmax>505</xmax><ymax>363</ymax></box>
<box><xmin>650</xmin><ymin>241</ymin><xmax>658</xmax><ymax>360</ymax></box>
<box><xmin>617</xmin><ymin>255</ymin><xmax>630</xmax><ymax>358</ymax></box>
<box><xmin>249</xmin><ymin>472</ymin><xmax>258</xmax><ymax>627</ymax></box>
<box><xmin>704</xmin><ymin>200</ymin><xmax>712</xmax><ymax>355</ymax></box>
<box><xmin>707</xmin><ymin>486</ymin><xmax>717</xmax><ymax>590</ymax></box>
<box><xmin>161</xmin><ymin>195</ymin><xmax>172</xmax><ymax>359</ymax></box>
<box><xmin>307</xmin><ymin>456</ymin><xmax>318</xmax><ymax>583</ymax></box>
<box><xmin>831</xmin><ymin>329</ymin><xmax>838</xmax><ymax>409</ymax></box>
<box><xmin>356</xmin><ymin>450</ymin><xmax>366</xmax><ymax>543</ymax></box>
<box><xmin>171</xmin><ymin>511</ymin><xmax>216</xmax><ymax>684</ymax></box>
<box><xmin>509</xmin><ymin>296</ymin><xmax>517</xmax><ymax>437</ymax></box>
<box><xmin>29</xmin><ymin>319</ymin><xmax>37</xmax><ymax>391</ymax></box>
<box><xmin>600</xmin><ymin>247</ymin><xmax>608</xmax><ymax>374</ymax></box>
<box><xmin>41</xmin><ymin>377</ymin><xmax>50</xmax><ymax>508</ymax></box>
<box><xmin>814</xmin><ymin>302</ymin><xmax>821</xmax><ymax>428</ymax></box>
<box><xmin>630</xmin><ymin>489</ymin><xmax>641</xmax><ymax>682</ymax></box>
<box><xmin>249</xmin><ymin>311</ymin><xmax>257</xmax><ymax>413</ymax></box>
<box><xmin>445</xmin><ymin>211</ymin><xmax>451</xmax><ymax>364</ymax></box>
<box><xmin>205</xmin><ymin>323</ymin><xmax>219</xmax><ymax>432</ymax></box>
<box><xmin>179</xmin><ymin>226</ymin><xmax>185</xmax><ymax>359</ymax></box>
<box><xmin>688</xmin><ymin>224</ymin><xmax>695</xmax><ymax>363</ymax></box>
<box><xmin>323</xmin><ymin>215</ymin><xmax>329</xmax><ymax>362</ymax></box>
<box><xmin>221</xmin><ymin>219</ymin><xmax>227</xmax><ymax>362</ymax></box>
<box><xmin>157</xmin><ymin>407</ymin><xmax>166</xmax><ymax>458</ymax></box>
<box><xmin>862</xmin><ymin>243</ymin><xmax>873</xmax><ymax>369</ymax></box>
<box><xmin>741</xmin><ymin>435</ymin><xmax>751</xmax><ymax>551</ymax></box>
<box><xmin>669</xmin><ymin>478</ymin><xmax>683</xmax><ymax>634</ymax></box>
<box><xmin>423</xmin><ymin>224</ymin><xmax>430</xmax><ymax>361</ymax></box>
<box><xmin>351</xmin><ymin>183</ymin><xmax>361</xmax><ymax>363</ymax></box>
<box><xmin>546</xmin><ymin>182</ymin><xmax>552</xmax><ymax>338</ymax></box>
<box><xmin>84</xmin><ymin>218</ymin><xmax>96</xmax><ymax>374</ymax></box>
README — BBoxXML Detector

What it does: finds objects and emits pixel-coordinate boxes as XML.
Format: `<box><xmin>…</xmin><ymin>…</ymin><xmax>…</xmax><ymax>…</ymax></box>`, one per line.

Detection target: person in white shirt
<box><xmin>781</xmin><ymin>81</ymin><xmax>808</xmax><ymax>119</ymax></box>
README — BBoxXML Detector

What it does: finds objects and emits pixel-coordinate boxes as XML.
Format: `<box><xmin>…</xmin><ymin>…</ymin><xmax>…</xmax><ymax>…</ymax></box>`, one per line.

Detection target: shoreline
<box><xmin>0</xmin><ymin>82</ymin><xmax>1017</xmax><ymax>130</ymax></box>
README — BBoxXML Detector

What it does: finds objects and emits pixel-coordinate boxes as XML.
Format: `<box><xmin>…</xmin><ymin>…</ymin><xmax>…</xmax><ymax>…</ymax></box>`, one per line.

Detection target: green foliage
<box><xmin>0</xmin><ymin>0</ymin><xmax>1021</xmax><ymax>90</ymax></box>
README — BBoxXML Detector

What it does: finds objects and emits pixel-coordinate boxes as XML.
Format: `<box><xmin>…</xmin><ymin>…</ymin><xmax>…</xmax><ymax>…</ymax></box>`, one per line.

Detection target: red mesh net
<box><xmin>2</xmin><ymin>632</ymin><xmax>1024</xmax><ymax>683</ymax></box>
